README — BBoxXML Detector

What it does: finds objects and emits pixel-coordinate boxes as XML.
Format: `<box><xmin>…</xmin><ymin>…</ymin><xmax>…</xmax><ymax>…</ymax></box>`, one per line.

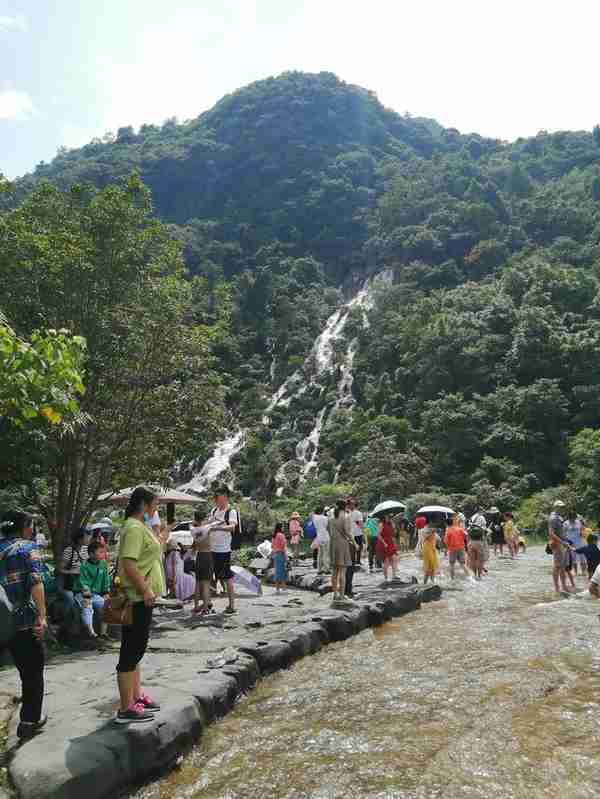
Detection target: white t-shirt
<box><xmin>348</xmin><ymin>509</ymin><xmax>364</xmax><ymax>538</ymax></box>
<box><xmin>148</xmin><ymin>511</ymin><xmax>161</xmax><ymax>529</ymax></box>
<box><xmin>210</xmin><ymin>506</ymin><xmax>239</xmax><ymax>554</ymax></box>
<box><xmin>471</xmin><ymin>513</ymin><xmax>486</xmax><ymax>528</ymax></box>
<box><xmin>313</xmin><ymin>514</ymin><xmax>329</xmax><ymax>544</ymax></box>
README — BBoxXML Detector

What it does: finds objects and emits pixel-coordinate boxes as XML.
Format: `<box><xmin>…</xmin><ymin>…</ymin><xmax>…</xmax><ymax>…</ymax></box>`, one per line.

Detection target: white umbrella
<box><xmin>417</xmin><ymin>505</ymin><xmax>455</xmax><ymax>516</ymax></box>
<box><xmin>371</xmin><ymin>500</ymin><xmax>407</xmax><ymax>518</ymax></box>
<box><xmin>232</xmin><ymin>566</ymin><xmax>262</xmax><ymax>595</ymax></box>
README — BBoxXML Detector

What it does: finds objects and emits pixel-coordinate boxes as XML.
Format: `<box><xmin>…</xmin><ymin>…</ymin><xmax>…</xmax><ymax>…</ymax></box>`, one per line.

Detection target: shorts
<box><xmin>195</xmin><ymin>551</ymin><xmax>213</xmax><ymax>582</ymax></box>
<box><xmin>553</xmin><ymin>548</ymin><xmax>569</xmax><ymax>569</ymax></box>
<box><xmin>117</xmin><ymin>601</ymin><xmax>153</xmax><ymax>673</ymax></box>
<box><xmin>449</xmin><ymin>549</ymin><xmax>466</xmax><ymax>565</ymax></box>
<box><xmin>212</xmin><ymin>551</ymin><xmax>234</xmax><ymax>581</ymax></box>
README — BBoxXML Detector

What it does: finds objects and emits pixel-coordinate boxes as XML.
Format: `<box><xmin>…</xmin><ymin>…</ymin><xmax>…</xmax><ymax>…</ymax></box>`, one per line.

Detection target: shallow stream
<box><xmin>135</xmin><ymin>549</ymin><xmax>600</xmax><ymax>798</ymax></box>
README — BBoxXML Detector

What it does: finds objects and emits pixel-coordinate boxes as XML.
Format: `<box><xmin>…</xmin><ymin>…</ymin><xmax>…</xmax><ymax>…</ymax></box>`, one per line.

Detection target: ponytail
<box><xmin>125</xmin><ymin>486</ymin><xmax>157</xmax><ymax>519</ymax></box>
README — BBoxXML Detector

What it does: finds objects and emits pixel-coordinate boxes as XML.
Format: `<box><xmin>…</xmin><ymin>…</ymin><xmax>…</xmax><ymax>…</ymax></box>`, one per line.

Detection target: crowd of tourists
<box><xmin>2</xmin><ymin>489</ymin><xmax>600</xmax><ymax>736</ymax></box>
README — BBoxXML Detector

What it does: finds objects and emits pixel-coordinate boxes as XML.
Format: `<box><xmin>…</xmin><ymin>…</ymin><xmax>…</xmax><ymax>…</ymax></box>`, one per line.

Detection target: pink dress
<box><xmin>289</xmin><ymin>519</ymin><xmax>301</xmax><ymax>544</ymax></box>
<box><xmin>165</xmin><ymin>550</ymin><xmax>196</xmax><ymax>601</ymax></box>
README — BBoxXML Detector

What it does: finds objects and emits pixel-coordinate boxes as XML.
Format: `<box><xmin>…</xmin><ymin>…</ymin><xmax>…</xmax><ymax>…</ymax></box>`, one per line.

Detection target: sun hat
<box><xmin>489</xmin><ymin>507</ymin><xmax>500</xmax><ymax>514</ymax></box>
<box><xmin>553</xmin><ymin>500</ymin><xmax>566</xmax><ymax>508</ymax></box>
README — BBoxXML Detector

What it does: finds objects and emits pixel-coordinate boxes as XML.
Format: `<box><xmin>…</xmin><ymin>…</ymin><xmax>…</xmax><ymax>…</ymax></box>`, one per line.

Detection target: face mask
<box><xmin>143</xmin><ymin>512</ymin><xmax>150</xmax><ymax>523</ymax></box>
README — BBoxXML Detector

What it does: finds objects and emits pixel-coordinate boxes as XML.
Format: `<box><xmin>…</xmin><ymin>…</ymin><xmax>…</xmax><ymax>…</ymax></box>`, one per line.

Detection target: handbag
<box><xmin>102</xmin><ymin>560</ymin><xmax>133</xmax><ymax>626</ymax></box>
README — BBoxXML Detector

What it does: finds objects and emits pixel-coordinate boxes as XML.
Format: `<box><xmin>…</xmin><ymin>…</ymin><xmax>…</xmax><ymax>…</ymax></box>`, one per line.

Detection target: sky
<box><xmin>1</xmin><ymin>0</ymin><xmax>600</xmax><ymax>178</ymax></box>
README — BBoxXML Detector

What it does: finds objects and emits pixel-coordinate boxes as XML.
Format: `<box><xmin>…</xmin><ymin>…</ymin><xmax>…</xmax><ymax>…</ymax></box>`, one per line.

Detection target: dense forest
<box><xmin>3</xmin><ymin>71</ymin><xmax>600</xmax><ymax>535</ymax></box>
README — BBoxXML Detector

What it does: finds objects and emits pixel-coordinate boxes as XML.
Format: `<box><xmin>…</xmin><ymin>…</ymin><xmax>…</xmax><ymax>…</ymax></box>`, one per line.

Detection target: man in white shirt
<box><xmin>209</xmin><ymin>486</ymin><xmax>239</xmax><ymax>614</ymax></box>
<box><xmin>470</xmin><ymin>508</ymin><xmax>487</xmax><ymax>529</ymax></box>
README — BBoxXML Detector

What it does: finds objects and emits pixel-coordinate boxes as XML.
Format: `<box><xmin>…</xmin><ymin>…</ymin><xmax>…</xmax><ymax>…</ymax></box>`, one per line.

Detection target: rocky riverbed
<box><xmin>0</xmin><ymin>561</ymin><xmax>440</xmax><ymax>799</ymax></box>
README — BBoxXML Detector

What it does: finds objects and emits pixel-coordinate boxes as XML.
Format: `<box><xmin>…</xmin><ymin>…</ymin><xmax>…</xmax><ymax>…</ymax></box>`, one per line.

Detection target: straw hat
<box><xmin>488</xmin><ymin>506</ymin><xmax>500</xmax><ymax>514</ymax></box>
<box><xmin>553</xmin><ymin>500</ymin><xmax>565</xmax><ymax>508</ymax></box>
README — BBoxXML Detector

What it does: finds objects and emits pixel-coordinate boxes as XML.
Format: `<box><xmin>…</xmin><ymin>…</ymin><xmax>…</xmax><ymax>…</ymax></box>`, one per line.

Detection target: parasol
<box><xmin>370</xmin><ymin>500</ymin><xmax>407</xmax><ymax>518</ymax></box>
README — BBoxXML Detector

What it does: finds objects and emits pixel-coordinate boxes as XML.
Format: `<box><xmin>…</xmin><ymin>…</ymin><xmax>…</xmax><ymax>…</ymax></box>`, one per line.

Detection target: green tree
<box><xmin>0</xmin><ymin>177</ymin><xmax>224</xmax><ymax>558</ymax></box>
<box><xmin>567</xmin><ymin>428</ymin><xmax>600</xmax><ymax>521</ymax></box>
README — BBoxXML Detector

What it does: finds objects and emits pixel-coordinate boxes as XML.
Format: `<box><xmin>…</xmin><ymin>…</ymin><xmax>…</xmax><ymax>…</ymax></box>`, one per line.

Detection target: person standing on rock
<box><xmin>313</xmin><ymin>507</ymin><xmax>330</xmax><ymax>574</ymax></box>
<box><xmin>0</xmin><ymin>510</ymin><xmax>48</xmax><ymax>740</ymax></box>
<box><xmin>346</xmin><ymin>497</ymin><xmax>364</xmax><ymax>567</ymax></box>
<box><xmin>364</xmin><ymin>516</ymin><xmax>379</xmax><ymax>572</ymax></box>
<box><xmin>376</xmin><ymin>515</ymin><xmax>398</xmax><ymax>583</ymax></box>
<box><xmin>329</xmin><ymin>500</ymin><xmax>355</xmax><ymax>602</ymax></box>
<box><xmin>289</xmin><ymin>512</ymin><xmax>302</xmax><ymax>566</ymax></box>
<box><xmin>209</xmin><ymin>486</ymin><xmax>239</xmax><ymax>614</ymax></box>
<box><xmin>115</xmin><ymin>486</ymin><xmax>165</xmax><ymax>724</ymax></box>
<box><xmin>271</xmin><ymin>523</ymin><xmax>288</xmax><ymax>594</ymax></box>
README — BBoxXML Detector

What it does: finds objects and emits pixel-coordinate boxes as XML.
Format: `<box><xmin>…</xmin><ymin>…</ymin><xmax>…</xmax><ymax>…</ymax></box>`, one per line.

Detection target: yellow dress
<box><xmin>422</xmin><ymin>536</ymin><xmax>439</xmax><ymax>573</ymax></box>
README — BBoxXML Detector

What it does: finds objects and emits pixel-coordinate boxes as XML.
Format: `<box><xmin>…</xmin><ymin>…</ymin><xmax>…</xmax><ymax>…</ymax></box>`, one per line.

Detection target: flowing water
<box><xmin>136</xmin><ymin>549</ymin><xmax>600</xmax><ymax>799</ymax></box>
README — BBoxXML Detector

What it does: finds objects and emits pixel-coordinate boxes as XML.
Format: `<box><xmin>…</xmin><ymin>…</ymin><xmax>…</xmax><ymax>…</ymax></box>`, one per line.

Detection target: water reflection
<box><xmin>134</xmin><ymin>549</ymin><xmax>600</xmax><ymax>799</ymax></box>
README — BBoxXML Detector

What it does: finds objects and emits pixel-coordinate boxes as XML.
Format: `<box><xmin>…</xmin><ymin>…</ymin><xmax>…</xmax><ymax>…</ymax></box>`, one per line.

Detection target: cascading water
<box><xmin>180</xmin><ymin>270</ymin><xmax>395</xmax><ymax>495</ymax></box>
<box><xmin>178</xmin><ymin>430</ymin><xmax>245</xmax><ymax>495</ymax></box>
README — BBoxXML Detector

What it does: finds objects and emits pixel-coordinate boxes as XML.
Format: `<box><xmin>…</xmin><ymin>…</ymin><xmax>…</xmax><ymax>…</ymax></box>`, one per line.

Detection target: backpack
<box><xmin>211</xmin><ymin>507</ymin><xmax>243</xmax><ymax>549</ymax></box>
<box><xmin>304</xmin><ymin>520</ymin><xmax>317</xmax><ymax>540</ymax></box>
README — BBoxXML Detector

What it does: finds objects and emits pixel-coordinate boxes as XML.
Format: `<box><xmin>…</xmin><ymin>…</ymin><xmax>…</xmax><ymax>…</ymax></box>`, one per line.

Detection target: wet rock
<box><xmin>238</xmin><ymin>639</ymin><xmax>294</xmax><ymax>674</ymax></box>
<box><xmin>191</xmin><ymin>672</ymin><xmax>239</xmax><ymax>721</ymax></box>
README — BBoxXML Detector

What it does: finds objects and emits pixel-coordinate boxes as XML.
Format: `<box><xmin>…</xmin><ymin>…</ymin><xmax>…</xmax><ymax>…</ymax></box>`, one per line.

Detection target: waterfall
<box><xmin>181</xmin><ymin>270</ymin><xmax>392</xmax><ymax>496</ymax></box>
<box><xmin>178</xmin><ymin>430</ymin><xmax>245</xmax><ymax>495</ymax></box>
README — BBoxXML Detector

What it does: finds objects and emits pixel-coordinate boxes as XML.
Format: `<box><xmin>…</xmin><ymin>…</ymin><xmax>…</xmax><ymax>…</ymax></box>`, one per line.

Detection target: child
<box><xmin>271</xmin><ymin>523</ymin><xmax>288</xmax><ymax>594</ymax></box>
<box><xmin>468</xmin><ymin>527</ymin><xmax>485</xmax><ymax>580</ymax></box>
<box><xmin>77</xmin><ymin>540</ymin><xmax>110</xmax><ymax>638</ymax></box>
<box><xmin>576</xmin><ymin>534</ymin><xmax>600</xmax><ymax>579</ymax></box>
<box><xmin>288</xmin><ymin>513</ymin><xmax>302</xmax><ymax>565</ymax></box>
<box><xmin>444</xmin><ymin>515</ymin><xmax>469</xmax><ymax>579</ymax></box>
<box><xmin>191</xmin><ymin>510</ymin><xmax>216</xmax><ymax>616</ymax></box>
<box><xmin>421</xmin><ymin>528</ymin><xmax>439</xmax><ymax>584</ymax></box>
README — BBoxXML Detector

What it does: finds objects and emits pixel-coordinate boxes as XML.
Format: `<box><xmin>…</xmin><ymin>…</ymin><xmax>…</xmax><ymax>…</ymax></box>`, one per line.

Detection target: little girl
<box><xmin>422</xmin><ymin>529</ymin><xmax>439</xmax><ymax>584</ymax></box>
<box><xmin>271</xmin><ymin>523</ymin><xmax>288</xmax><ymax>594</ymax></box>
<box><xmin>288</xmin><ymin>513</ymin><xmax>302</xmax><ymax>565</ymax></box>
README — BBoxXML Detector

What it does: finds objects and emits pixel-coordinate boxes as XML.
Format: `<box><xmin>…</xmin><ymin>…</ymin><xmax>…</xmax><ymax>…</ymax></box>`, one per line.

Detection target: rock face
<box><xmin>4</xmin><ymin>575</ymin><xmax>441</xmax><ymax>799</ymax></box>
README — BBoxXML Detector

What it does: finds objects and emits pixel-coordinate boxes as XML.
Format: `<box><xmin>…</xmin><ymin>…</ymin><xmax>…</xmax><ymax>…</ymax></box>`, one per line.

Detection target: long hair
<box><xmin>125</xmin><ymin>486</ymin><xmax>157</xmax><ymax>519</ymax></box>
<box><xmin>273</xmin><ymin>522</ymin><xmax>283</xmax><ymax>537</ymax></box>
<box><xmin>334</xmin><ymin>499</ymin><xmax>346</xmax><ymax>519</ymax></box>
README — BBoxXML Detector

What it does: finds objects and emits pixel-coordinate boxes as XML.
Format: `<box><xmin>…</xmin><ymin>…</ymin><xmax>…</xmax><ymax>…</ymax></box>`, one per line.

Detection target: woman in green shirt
<box><xmin>115</xmin><ymin>486</ymin><xmax>166</xmax><ymax>725</ymax></box>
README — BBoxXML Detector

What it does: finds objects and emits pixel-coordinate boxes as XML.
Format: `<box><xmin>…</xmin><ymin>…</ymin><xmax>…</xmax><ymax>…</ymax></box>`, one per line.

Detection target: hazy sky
<box><xmin>2</xmin><ymin>0</ymin><xmax>599</xmax><ymax>178</ymax></box>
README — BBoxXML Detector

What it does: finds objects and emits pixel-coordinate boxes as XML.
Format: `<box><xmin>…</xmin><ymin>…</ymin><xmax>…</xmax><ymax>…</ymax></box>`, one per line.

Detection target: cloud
<box><xmin>0</xmin><ymin>14</ymin><xmax>28</xmax><ymax>33</ymax></box>
<box><xmin>0</xmin><ymin>89</ymin><xmax>37</xmax><ymax>120</ymax></box>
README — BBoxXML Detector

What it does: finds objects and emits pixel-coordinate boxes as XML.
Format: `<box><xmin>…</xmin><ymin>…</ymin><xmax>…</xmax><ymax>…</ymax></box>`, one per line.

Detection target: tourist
<box><xmin>191</xmin><ymin>510</ymin><xmax>214</xmax><ymax>616</ymax></box>
<box><xmin>397</xmin><ymin>518</ymin><xmax>410</xmax><ymax>553</ymax></box>
<box><xmin>467</xmin><ymin>527</ymin><xmax>485</xmax><ymax>579</ymax></box>
<box><xmin>587</xmin><ymin>563</ymin><xmax>600</xmax><ymax>598</ymax></box>
<box><xmin>376</xmin><ymin>514</ymin><xmax>398</xmax><ymax>583</ymax></box>
<box><xmin>209</xmin><ymin>486</ymin><xmax>239</xmax><ymax>614</ymax></box>
<box><xmin>444</xmin><ymin>515</ymin><xmax>469</xmax><ymax>579</ymax></box>
<box><xmin>115</xmin><ymin>486</ymin><xmax>165</xmax><ymax>724</ymax></box>
<box><xmin>364</xmin><ymin>515</ymin><xmax>379</xmax><ymax>573</ymax></box>
<box><xmin>421</xmin><ymin>527</ymin><xmax>439</xmax><ymax>584</ymax></box>
<box><xmin>575</xmin><ymin>534</ymin><xmax>600</xmax><ymax>579</ymax></box>
<box><xmin>502</xmin><ymin>512</ymin><xmax>517</xmax><ymax>559</ymax></box>
<box><xmin>470</xmin><ymin>507</ymin><xmax>487</xmax><ymax>529</ymax></box>
<box><xmin>346</xmin><ymin>497</ymin><xmax>364</xmax><ymax>566</ymax></box>
<box><xmin>59</xmin><ymin>527</ymin><xmax>91</xmax><ymax>614</ymax></box>
<box><xmin>563</xmin><ymin>510</ymin><xmax>586</xmax><ymax>576</ymax></box>
<box><xmin>414</xmin><ymin>515</ymin><xmax>428</xmax><ymax>559</ymax></box>
<box><xmin>329</xmin><ymin>500</ymin><xmax>355</xmax><ymax>601</ymax></box>
<box><xmin>271</xmin><ymin>523</ymin><xmax>288</xmax><ymax>593</ymax></box>
<box><xmin>165</xmin><ymin>541</ymin><xmax>196</xmax><ymax>602</ymax></box>
<box><xmin>548</xmin><ymin>500</ymin><xmax>571</xmax><ymax>594</ymax></box>
<box><xmin>313</xmin><ymin>506</ymin><xmax>330</xmax><ymax>574</ymax></box>
<box><xmin>0</xmin><ymin>511</ymin><xmax>48</xmax><ymax>740</ymax></box>
<box><xmin>90</xmin><ymin>528</ymin><xmax>108</xmax><ymax>560</ymax></box>
<box><xmin>288</xmin><ymin>512</ymin><xmax>302</xmax><ymax>566</ymax></box>
<box><xmin>76</xmin><ymin>540</ymin><xmax>110</xmax><ymax>638</ymax></box>
<box><xmin>489</xmin><ymin>508</ymin><xmax>505</xmax><ymax>556</ymax></box>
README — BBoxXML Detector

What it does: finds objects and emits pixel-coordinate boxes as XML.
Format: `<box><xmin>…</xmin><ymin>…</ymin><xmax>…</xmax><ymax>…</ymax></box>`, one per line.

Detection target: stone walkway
<box><xmin>0</xmin><ymin>557</ymin><xmax>439</xmax><ymax>799</ymax></box>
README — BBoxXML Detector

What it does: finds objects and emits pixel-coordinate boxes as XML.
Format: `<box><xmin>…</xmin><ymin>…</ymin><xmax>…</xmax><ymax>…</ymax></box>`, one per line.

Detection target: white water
<box><xmin>178</xmin><ymin>430</ymin><xmax>245</xmax><ymax>495</ymax></box>
<box><xmin>182</xmin><ymin>270</ymin><xmax>395</xmax><ymax>495</ymax></box>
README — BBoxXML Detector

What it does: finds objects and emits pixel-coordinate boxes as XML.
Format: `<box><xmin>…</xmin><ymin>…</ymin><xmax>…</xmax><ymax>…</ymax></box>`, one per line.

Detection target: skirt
<box><xmin>491</xmin><ymin>528</ymin><xmax>505</xmax><ymax>545</ymax></box>
<box><xmin>273</xmin><ymin>551</ymin><xmax>287</xmax><ymax>582</ymax></box>
<box><xmin>330</xmin><ymin>531</ymin><xmax>352</xmax><ymax>568</ymax></box>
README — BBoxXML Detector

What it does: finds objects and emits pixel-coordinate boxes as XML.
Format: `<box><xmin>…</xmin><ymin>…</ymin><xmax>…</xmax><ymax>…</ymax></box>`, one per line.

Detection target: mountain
<box><xmin>9</xmin><ymin>72</ymin><xmax>600</xmax><ymax>513</ymax></box>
